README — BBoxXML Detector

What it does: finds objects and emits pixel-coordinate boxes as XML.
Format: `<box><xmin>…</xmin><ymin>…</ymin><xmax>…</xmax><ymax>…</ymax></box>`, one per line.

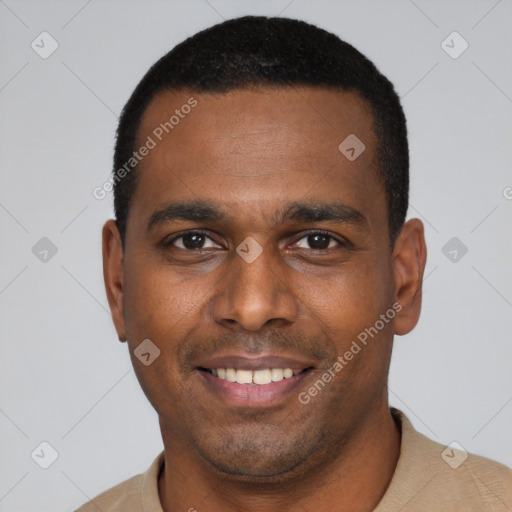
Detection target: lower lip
<box><xmin>198</xmin><ymin>370</ymin><xmax>312</xmax><ymax>406</ymax></box>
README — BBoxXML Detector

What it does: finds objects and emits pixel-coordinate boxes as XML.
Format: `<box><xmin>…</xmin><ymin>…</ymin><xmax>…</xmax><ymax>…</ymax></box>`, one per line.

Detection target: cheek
<box><xmin>121</xmin><ymin>259</ymin><xmax>203</xmax><ymax>408</ymax></box>
<box><xmin>122</xmin><ymin>254</ymin><xmax>216</xmax><ymax>343</ymax></box>
<box><xmin>308</xmin><ymin>259</ymin><xmax>392</xmax><ymax>336</ymax></box>
<box><xmin>301</xmin><ymin>260</ymin><xmax>395</xmax><ymax>403</ymax></box>
<box><xmin>124</xmin><ymin>251</ymin><xmax>206</xmax><ymax>312</ymax></box>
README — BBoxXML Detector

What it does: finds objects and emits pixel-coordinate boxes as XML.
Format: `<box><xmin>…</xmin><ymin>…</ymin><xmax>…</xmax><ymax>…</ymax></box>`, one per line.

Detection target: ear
<box><xmin>102</xmin><ymin>219</ymin><xmax>127</xmax><ymax>342</ymax></box>
<box><xmin>392</xmin><ymin>219</ymin><xmax>427</xmax><ymax>336</ymax></box>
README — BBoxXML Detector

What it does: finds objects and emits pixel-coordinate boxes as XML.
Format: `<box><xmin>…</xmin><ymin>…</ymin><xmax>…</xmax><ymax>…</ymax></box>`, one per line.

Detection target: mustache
<box><xmin>179</xmin><ymin>327</ymin><xmax>338</xmax><ymax>369</ymax></box>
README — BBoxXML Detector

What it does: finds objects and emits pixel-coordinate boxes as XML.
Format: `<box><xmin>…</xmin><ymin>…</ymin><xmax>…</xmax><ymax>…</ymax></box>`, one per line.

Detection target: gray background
<box><xmin>1</xmin><ymin>0</ymin><xmax>511</xmax><ymax>510</ymax></box>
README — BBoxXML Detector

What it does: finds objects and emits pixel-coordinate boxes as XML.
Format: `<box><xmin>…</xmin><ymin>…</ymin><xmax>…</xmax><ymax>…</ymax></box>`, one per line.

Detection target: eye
<box><xmin>166</xmin><ymin>231</ymin><xmax>222</xmax><ymax>250</ymax></box>
<box><xmin>293</xmin><ymin>231</ymin><xmax>344</xmax><ymax>251</ymax></box>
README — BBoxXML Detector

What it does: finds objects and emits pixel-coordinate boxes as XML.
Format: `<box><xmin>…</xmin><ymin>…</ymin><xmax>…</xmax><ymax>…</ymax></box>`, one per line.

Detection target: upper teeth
<box><xmin>211</xmin><ymin>368</ymin><xmax>299</xmax><ymax>385</ymax></box>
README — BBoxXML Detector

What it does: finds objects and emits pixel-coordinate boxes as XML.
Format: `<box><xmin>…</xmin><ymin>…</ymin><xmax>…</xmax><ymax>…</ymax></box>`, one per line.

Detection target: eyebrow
<box><xmin>147</xmin><ymin>199</ymin><xmax>367</xmax><ymax>232</ymax></box>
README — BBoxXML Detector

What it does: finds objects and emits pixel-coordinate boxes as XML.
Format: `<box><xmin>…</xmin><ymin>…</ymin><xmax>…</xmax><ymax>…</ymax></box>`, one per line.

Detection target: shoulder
<box><xmin>376</xmin><ymin>409</ymin><xmax>512</xmax><ymax>511</ymax></box>
<box><xmin>452</xmin><ymin>448</ymin><xmax>512</xmax><ymax>501</ymax></box>
<box><xmin>74</xmin><ymin>452</ymin><xmax>164</xmax><ymax>512</ymax></box>
<box><xmin>422</xmin><ymin>437</ymin><xmax>512</xmax><ymax>510</ymax></box>
<box><xmin>74</xmin><ymin>473</ymin><xmax>143</xmax><ymax>512</ymax></box>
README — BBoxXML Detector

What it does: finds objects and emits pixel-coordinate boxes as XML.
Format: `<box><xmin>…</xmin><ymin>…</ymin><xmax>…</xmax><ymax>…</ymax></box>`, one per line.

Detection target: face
<box><xmin>103</xmin><ymin>86</ymin><xmax>426</xmax><ymax>481</ymax></box>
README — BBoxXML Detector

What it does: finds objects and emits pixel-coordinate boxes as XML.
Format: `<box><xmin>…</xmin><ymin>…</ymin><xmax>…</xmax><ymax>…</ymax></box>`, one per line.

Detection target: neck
<box><xmin>158</xmin><ymin>404</ymin><xmax>401</xmax><ymax>512</ymax></box>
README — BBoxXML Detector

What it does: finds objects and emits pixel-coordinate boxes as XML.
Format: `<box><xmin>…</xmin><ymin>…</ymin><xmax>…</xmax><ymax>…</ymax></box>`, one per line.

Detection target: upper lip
<box><xmin>194</xmin><ymin>353</ymin><xmax>317</xmax><ymax>372</ymax></box>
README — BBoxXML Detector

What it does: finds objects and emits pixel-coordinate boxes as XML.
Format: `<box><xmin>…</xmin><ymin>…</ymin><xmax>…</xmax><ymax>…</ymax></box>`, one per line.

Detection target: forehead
<box><xmin>138</xmin><ymin>86</ymin><xmax>376</xmax><ymax>167</ymax></box>
<box><xmin>130</xmin><ymin>86</ymin><xmax>384</xmax><ymax>232</ymax></box>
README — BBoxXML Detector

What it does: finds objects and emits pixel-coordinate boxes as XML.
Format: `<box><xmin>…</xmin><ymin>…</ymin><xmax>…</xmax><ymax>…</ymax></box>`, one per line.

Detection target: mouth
<box><xmin>194</xmin><ymin>354</ymin><xmax>316</xmax><ymax>406</ymax></box>
<box><xmin>198</xmin><ymin>366</ymin><xmax>313</xmax><ymax>385</ymax></box>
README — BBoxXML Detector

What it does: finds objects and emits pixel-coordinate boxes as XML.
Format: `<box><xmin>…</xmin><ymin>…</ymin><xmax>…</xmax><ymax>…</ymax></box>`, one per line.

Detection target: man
<box><xmin>77</xmin><ymin>15</ymin><xmax>511</xmax><ymax>512</ymax></box>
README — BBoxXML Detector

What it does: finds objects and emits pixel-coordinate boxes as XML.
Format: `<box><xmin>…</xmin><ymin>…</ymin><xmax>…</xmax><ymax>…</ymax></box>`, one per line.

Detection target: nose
<box><xmin>212</xmin><ymin>242</ymin><xmax>299</xmax><ymax>332</ymax></box>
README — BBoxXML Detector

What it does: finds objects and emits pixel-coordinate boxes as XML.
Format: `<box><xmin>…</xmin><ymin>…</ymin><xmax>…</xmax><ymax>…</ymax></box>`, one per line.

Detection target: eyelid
<box><xmin>165</xmin><ymin>229</ymin><xmax>223</xmax><ymax>249</ymax></box>
<box><xmin>164</xmin><ymin>229</ymin><xmax>347</xmax><ymax>251</ymax></box>
<box><xmin>290</xmin><ymin>229</ymin><xmax>347</xmax><ymax>249</ymax></box>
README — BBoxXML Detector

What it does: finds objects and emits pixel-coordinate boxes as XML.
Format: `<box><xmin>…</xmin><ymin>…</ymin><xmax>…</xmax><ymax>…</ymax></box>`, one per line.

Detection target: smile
<box><xmin>199</xmin><ymin>367</ymin><xmax>309</xmax><ymax>385</ymax></box>
<box><xmin>193</xmin><ymin>354</ymin><xmax>317</xmax><ymax>405</ymax></box>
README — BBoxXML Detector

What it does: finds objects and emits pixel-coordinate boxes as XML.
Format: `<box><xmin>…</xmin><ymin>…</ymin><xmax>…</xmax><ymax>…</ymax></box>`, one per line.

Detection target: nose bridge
<box><xmin>212</xmin><ymin>240</ymin><xmax>297</xmax><ymax>331</ymax></box>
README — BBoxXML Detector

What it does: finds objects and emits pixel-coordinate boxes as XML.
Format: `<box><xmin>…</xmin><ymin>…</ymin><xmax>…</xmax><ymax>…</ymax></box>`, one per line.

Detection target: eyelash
<box><xmin>164</xmin><ymin>229</ymin><xmax>346</xmax><ymax>252</ymax></box>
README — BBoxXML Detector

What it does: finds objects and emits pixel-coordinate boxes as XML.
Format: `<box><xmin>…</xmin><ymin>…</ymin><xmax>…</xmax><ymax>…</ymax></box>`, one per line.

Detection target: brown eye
<box><xmin>167</xmin><ymin>231</ymin><xmax>221</xmax><ymax>250</ymax></box>
<box><xmin>295</xmin><ymin>232</ymin><xmax>342</xmax><ymax>250</ymax></box>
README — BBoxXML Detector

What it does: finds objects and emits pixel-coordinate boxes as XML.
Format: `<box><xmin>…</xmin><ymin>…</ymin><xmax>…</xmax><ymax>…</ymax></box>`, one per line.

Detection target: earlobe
<box><xmin>392</xmin><ymin>219</ymin><xmax>427</xmax><ymax>336</ymax></box>
<box><xmin>102</xmin><ymin>219</ymin><xmax>127</xmax><ymax>342</ymax></box>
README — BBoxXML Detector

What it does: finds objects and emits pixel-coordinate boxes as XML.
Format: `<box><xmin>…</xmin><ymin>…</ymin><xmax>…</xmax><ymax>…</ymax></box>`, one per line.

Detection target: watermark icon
<box><xmin>338</xmin><ymin>134</ymin><xmax>366</xmax><ymax>161</ymax></box>
<box><xmin>441</xmin><ymin>441</ymin><xmax>468</xmax><ymax>469</ymax></box>
<box><xmin>93</xmin><ymin>97</ymin><xmax>198</xmax><ymax>200</ymax></box>
<box><xmin>236</xmin><ymin>236</ymin><xmax>263</xmax><ymax>263</ymax></box>
<box><xmin>31</xmin><ymin>31</ymin><xmax>59</xmax><ymax>59</ymax></box>
<box><xmin>31</xmin><ymin>441</ymin><xmax>59</xmax><ymax>469</ymax></box>
<box><xmin>441</xmin><ymin>31</ymin><xmax>469</xmax><ymax>60</ymax></box>
<box><xmin>298</xmin><ymin>301</ymin><xmax>402</xmax><ymax>404</ymax></box>
<box><xmin>441</xmin><ymin>236</ymin><xmax>468</xmax><ymax>263</ymax></box>
<box><xmin>32</xmin><ymin>237</ymin><xmax>58</xmax><ymax>263</ymax></box>
<box><xmin>134</xmin><ymin>339</ymin><xmax>161</xmax><ymax>366</ymax></box>
<box><xmin>503</xmin><ymin>186</ymin><xmax>512</xmax><ymax>200</ymax></box>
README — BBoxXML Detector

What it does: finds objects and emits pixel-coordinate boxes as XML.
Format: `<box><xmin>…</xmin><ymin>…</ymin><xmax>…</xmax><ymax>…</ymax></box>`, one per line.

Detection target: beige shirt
<box><xmin>75</xmin><ymin>408</ymin><xmax>512</xmax><ymax>511</ymax></box>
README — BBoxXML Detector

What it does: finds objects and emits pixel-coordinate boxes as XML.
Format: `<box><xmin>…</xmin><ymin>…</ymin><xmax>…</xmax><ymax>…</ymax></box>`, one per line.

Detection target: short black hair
<box><xmin>113</xmin><ymin>15</ymin><xmax>408</xmax><ymax>245</ymax></box>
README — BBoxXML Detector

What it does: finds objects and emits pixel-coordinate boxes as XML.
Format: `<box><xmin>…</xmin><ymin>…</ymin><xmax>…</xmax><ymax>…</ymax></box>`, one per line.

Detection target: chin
<box><xmin>193</xmin><ymin>423</ymin><xmax>319</xmax><ymax>480</ymax></box>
